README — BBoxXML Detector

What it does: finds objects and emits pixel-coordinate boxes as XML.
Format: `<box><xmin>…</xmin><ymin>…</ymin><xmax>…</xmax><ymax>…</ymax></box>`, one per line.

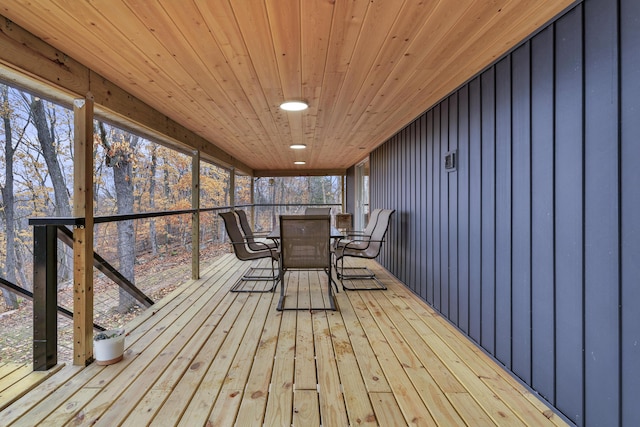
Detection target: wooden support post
<box><xmin>191</xmin><ymin>151</ymin><xmax>200</xmax><ymax>280</ymax></box>
<box><xmin>73</xmin><ymin>94</ymin><xmax>94</xmax><ymax>366</ymax></box>
<box><xmin>230</xmin><ymin>167</ymin><xmax>236</xmax><ymax>209</ymax></box>
<box><xmin>250</xmin><ymin>176</ymin><xmax>255</xmax><ymax>229</ymax></box>
<box><xmin>341</xmin><ymin>175</ymin><xmax>345</xmax><ymax>212</ymax></box>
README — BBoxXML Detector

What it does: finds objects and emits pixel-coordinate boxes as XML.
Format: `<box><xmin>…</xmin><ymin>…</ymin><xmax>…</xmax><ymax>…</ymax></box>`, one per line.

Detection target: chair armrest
<box><xmin>230</xmin><ymin>238</ymin><xmax>278</xmax><ymax>253</ymax></box>
<box><xmin>247</xmin><ymin>230</ymin><xmax>271</xmax><ymax>238</ymax></box>
<box><xmin>343</xmin><ymin>230</ymin><xmax>368</xmax><ymax>237</ymax></box>
<box><xmin>334</xmin><ymin>234</ymin><xmax>371</xmax><ymax>249</ymax></box>
<box><xmin>339</xmin><ymin>238</ymin><xmax>385</xmax><ymax>250</ymax></box>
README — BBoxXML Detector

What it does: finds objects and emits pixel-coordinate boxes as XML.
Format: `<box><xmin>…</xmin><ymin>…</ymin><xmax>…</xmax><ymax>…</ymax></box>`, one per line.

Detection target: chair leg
<box><xmin>231</xmin><ymin>259</ymin><xmax>279</xmax><ymax>293</ymax></box>
<box><xmin>276</xmin><ymin>268</ymin><xmax>336</xmax><ymax>311</ymax></box>
<box><xmin>276</xmin><ymin>265</ymin><xmax>286</xmax><ymax>311</ymax></box>
<box><xmin>326</xmin><ymin>267</ymin><xmax>336</xmax><ymax>310</ymax></box>
<box><xmin>335</xmin><ymin>256</ymin><xmax>387</xmax><ymax>291</ymax></box>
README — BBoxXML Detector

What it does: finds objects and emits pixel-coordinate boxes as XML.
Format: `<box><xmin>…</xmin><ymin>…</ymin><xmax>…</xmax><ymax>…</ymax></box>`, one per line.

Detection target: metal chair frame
<box><xmin>334</xmin><ymin>209</ymin><xmax>395</xmax><ymax>291</ymax></box>
<box><xmin>219</xmin><ymin>211</ymin><xmax>279</xmax><ymax>293</ymax></box>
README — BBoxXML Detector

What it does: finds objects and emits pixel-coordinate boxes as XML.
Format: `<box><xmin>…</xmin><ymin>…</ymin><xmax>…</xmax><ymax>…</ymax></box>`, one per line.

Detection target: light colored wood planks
<box><xmin>154</xmin><ymin>292</ymin><xmax>253</xmax><ymax>425</ymax></box>
<box><xmin>325</xmin><ymin>306</ymin><xmax>377</xmax><ymax>425</ymax></box>
<box><xmin>312</xmin><ymin>309</ymin><xmax>348</xmax><ymax>426</ymax></box>
<box><xmin>0</xmin><ymin>363</ymin><xmax>65</xmax><ymax>412</ymax></box>
<box><xmin>349</xmin><ymin>292</ymin><xmax>438</xmax><ymax>425</ymax></box>
<box><xmin>369</xmin><ymin>391</ymin><xmax>408</xmax><ymax>427</ymax></box>
<box><xmin>294</xmin><ymin>309</ymin><xmax>316</xmax><ymax>391</ymax></box>
<box><xmin>293</xmin><ymin>389</ymin><xmax>320</xmax><ymax>427</ymax></box>
<box><xmin>263</xmin><ymin>309</ymin><xmax>296</xmax><ymax>426</ymax></box>
<box><xmin>235</xmin><ymin>294</ymin><xmax>282</xmax><ymax>426</ymax></box>
<box><xmin>205</xmin><ymin>292</ymin><xmax>276</xmax><ymax>426</ymax></box>
<box><xmin>91</xmin><ymin>263</ymin><xmax>243</xmax><ymax>426</ymax></box>
<box><xmin>2</xmin><ymin>255</ymin><xmax>569</xmax><ymax>427</ymax></box>
<box><xmin>0</xmin><ymin>364</ymin><xmax>31</xmax><ymax>392</ymax></box>
<box><xmin>360</xmin><ymin>290</ymin><xmax>467</xmax><ymax>426</ymax></box>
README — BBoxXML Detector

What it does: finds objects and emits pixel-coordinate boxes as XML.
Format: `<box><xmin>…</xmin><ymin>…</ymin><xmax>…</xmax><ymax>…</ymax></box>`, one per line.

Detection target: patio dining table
<box><xmin>269</xmin><ymin>217</ymin><xmax>343</xmax><ymax>311</ymax></box>
<box><xmin>267</xmin><ymin>225</ymin><xmax>345</xmax><ymax>240</ymax></box>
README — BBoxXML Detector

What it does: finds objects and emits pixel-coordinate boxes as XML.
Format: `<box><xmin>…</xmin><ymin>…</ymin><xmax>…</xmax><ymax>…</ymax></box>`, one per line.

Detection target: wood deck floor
<box><xmin>1</xmin><ymin>254</ymin><xmax>569</xmax><ymax>426</ymax></box>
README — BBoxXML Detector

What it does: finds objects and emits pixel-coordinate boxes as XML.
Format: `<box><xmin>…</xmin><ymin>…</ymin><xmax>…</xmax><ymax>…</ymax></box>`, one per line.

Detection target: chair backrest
<box><xmin>360</xmin><ymin>209</ymin><xmax>395</xmax><ymax>258</ymax></box>
<box><xmin>338</xmin><ymin>208</ymin><xmax>381</xmax><ymax>251</ymax></box>
<box><xmin>219</xmin><ymin>211</ymin><xmax>271</xmax><ymax>261</ymax></box>
<box><xmin>279</xmin><ymin>215</ymin><xmax>331</xmax><ymax>269</ymax></box>
<box><xmin>234</xmin><ymin>209</ymin><xmax>254</xmax><ymax>237</ymax></box>
<box><xmin>363</xmin><ymin>208</ymin><xmax>382</xmax><ymax>236</ymax></box>
<box><xmin>234</xmin><ymin>210</ymin><xmax>274</xmax><ymax>251</ymax></box>
<box><xmin>304</xmin><ymin>207</ymin><xmax>331</xmax><ymax>215</ymax></box>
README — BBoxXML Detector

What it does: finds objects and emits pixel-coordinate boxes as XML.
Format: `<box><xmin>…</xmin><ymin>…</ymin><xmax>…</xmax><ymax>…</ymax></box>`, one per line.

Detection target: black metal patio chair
<box><xmin>334</xmin><ymin>208</ymin><xmax>395</xmax><ymax>290</ymax></box>
<box><xmin>219</xmin><ymin>211</ymin><xmax>279</xmax><ymax>293</ymax></box>
<box><xmin>234</xmin><ymin>209</ymin><xmax>277</xmax><ymax>250</ymax></box>
<box><xmin>277</xmin><ymin>215</ymin><xmax>337</xmax><ymax>311</ymax></box>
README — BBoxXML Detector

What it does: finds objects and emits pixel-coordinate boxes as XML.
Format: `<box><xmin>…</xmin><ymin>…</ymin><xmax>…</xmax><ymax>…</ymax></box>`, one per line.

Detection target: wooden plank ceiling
<box><xmin>0</xmin><ymin>0</ymin><xmax>573</xmax><ymax>173</ymax></box>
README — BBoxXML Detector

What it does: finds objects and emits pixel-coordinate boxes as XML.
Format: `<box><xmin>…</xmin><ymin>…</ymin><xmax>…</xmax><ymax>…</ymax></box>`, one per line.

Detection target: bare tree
<box><xmin>30</xmin><ymin>97</ymin><xmax>71</xmax><ymax>217</ymax></box>
<box><xmin>30</xmin><ymin>96</ymin><xmax>73</xmax><ymax>281</ymax></box>
<box><xmin>98</xmin><ymin>122</ymin><xmax>138</xmax><ymax>313</ymax></box>
<box><xmin>0</xmin><ymin>86</ymin><xmax>19</xmax><ymax>308</ymax></box>
<box><xmin>148</xmin><ymin>144</ymin><xmax>158</xmax><ymax>255</ymax></box>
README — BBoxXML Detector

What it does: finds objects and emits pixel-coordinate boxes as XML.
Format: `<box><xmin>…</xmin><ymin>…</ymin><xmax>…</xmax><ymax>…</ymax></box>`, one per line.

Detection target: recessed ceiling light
<box><xmin>294</xmin><ymin>161</ymin><xmax>306</xmax><ymax>165</ymax></box>
<box><xmin>290</xmin><ymin>144</ymin><xmax>307</xmax><ymax>149</ymax></box>
<box><xmin>280</xmin><ymin>101</ymin><xmax>308</xmax><ymax>111</ymax></box>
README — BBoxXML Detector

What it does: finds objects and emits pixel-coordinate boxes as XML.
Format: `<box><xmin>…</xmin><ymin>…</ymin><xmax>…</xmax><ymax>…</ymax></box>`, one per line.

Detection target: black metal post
<box><xmin>32</xmin><ymin>224</ymin><xmax>58</xmax><ymax>370</ymax></box>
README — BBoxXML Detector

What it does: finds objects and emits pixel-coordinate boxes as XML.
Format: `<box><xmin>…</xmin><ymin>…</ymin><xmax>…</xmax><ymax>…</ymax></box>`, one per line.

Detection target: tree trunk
<box><xmin>1</xmin><ymin>86</ymin><xmax>18</xmax><ymax>308</ymax></box>
<box><xmin>114</xmin><ymin>142</ymin><xmax>137</xmax><ymax>312</ymax></box>
<box><xmin>30</xmin><ymin>97</ymin><xmax>71</xmax><ymax>217</ymax></box>
<box><xmin>164</xmin><ymin>163</ymin><xmax>171</xmax><ymax>254</ymax></box>
<box><xmin>31</xmin><ymin>97</ymin><xmax>73</xmax><ymax>281</ymax></box>
<box><xmin>99</xmin><ymin>123</ymin><xmax>138</xmax><ymax>313</ymax></box>
<box><xmin>149</xmin><ymin>145</ymin><xmax>158</xmax><ymax>255</ymax></box>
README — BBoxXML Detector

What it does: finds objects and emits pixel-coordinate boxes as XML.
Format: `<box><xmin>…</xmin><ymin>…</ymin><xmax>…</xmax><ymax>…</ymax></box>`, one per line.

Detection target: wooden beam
<box><xmin>73</xmin><ymin>95</ymin><xmax>94</xmax><ymax>366</ymax></box>
<box><xmin>253</xmin><ymin>169</ymin><xmax>346</xmax><ymax>177</ymax></box>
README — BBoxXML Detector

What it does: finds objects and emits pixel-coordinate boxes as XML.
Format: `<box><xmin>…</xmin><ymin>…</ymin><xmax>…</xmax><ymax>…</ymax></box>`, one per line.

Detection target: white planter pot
<box><xmin>93</xmin><ymin>328</ymin><xmax>125</xmax><ymax>365</ymax></box>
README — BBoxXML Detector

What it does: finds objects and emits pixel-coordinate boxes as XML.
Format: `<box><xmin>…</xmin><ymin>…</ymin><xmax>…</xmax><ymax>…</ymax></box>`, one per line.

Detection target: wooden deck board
<box><xmin>263</xmin><ymin>305</ymin><xmax>295</xmax><ymax>426</ymax></box>
<box><xmin>1</xmin><ymin>254</ymin><xmax>570</xmax><ymax>427</ymax></box>
<box><xmin>205</xmin><ymin>292</ymin><xmax>275</xmax><ymax>426</ymax></box>
<box><xmin>360</xmin><ymin>290</ymin><xmax>467</xmax><ymax>426</ymax></box>
<box><xmin>235</xmin><ymin>293</ymin><xmax>281</xmax><ymax>426</ymax></box>
<box><xmin>325</xmin><ymin>306</ymin><xmax>377</xmax><ymax>425</ymax></box>
<box><xmin>0</xmin><ymin>363</ymin><xmax>67</xmax><ymax>414</ymax></box>
<box><xmin>313</xmin><ymin>309</ymin><xmax>349</xmax><ymax>426</ymax></box>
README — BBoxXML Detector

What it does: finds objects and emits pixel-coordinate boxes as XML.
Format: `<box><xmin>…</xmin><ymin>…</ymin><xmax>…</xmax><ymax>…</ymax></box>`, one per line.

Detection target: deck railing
<box><xmin>24</xmin><ymin>203</ymin><xmax>341</xmax><ymax>370</ymax></box>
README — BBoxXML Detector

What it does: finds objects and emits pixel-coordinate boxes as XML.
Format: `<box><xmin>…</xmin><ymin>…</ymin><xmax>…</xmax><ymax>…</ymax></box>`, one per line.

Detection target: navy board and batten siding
<box><xmin>368</xmin><ymin>0</ymin><xmax>639</xmax><ymax>426</ymax></box>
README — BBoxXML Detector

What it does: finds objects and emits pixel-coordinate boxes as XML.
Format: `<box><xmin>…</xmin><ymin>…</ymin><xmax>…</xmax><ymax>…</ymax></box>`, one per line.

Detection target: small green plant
<box><xmin>94</xmin><ymin>329</ymin><xmax>124</xmax><ymax>341</ymax></box>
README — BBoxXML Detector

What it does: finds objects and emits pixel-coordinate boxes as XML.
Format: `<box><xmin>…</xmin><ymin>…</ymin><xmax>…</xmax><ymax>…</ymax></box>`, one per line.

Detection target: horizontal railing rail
<box><xmin>0</xmin><ymin>276</ymin><xmax>106</xmax><ymax>332</ymax></box>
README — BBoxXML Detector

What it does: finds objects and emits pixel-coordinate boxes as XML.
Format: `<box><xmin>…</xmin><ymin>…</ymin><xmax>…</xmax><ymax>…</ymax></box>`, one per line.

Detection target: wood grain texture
<box><xmin>1</xmin><ymin>254</ymin><xmax>567</xmax><ymax>426</ymax></box>
<box><xmin>0</xmin><ymin>0</ymin><xmax>573</xmax><ymax>172</ymax></box>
